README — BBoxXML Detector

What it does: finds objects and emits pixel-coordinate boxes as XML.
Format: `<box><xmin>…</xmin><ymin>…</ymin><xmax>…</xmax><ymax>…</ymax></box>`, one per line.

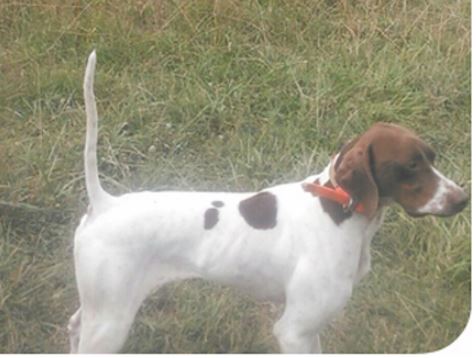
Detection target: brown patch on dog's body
<box><xmin>239</xmin><ymin>192</ymin><xmax>278</xmax><ymax>230</ymax></box>
<box><xmin>212</xmin><ymin>201</ymin><xmax>224</xmax><ymax>208</ymax></box>
<box><xmin>204</xmin><ymin>208</ymin><xmax>219</xmax><ymax>230</ymax></box>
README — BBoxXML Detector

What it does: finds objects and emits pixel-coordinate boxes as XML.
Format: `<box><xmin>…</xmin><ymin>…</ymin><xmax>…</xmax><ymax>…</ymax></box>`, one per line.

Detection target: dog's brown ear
<box><xmin>334</xmin><ymin>139</ymin><xmax>379</xmax><ymax>219</ymax></box>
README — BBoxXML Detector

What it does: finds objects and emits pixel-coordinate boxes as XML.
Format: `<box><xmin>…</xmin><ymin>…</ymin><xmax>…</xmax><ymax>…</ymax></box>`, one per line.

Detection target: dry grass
<box><xmin>0</xmin><ymin>0</ymin><xmax>470</xmax><ymax>353</ymax></box>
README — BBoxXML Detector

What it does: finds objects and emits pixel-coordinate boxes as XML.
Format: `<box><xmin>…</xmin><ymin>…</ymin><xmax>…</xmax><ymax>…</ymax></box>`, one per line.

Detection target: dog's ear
<box><xmin>334</xmin><ymin>138</ymin><xmax>379</xmax><ymax>219</ymax></box>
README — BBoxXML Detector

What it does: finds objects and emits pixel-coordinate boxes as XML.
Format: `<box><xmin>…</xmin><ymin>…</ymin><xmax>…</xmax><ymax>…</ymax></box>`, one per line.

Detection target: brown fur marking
<box><xmin>239</xmin><ymin>192</ymin><xmax>278</xmax><ymax>230</ymax></box>
<box><xmin>312</xmin><ymin>179</ymin><xmax>352</xmax><ymax>225</ymax></box>
<box><xmin>334</xmin><ymin>122</ymin><xmax>441</xmax><ymax>218</ymax></box>
<box><xmin>204</xmin><ymin>208</ymin><xmax>219</xmax><ymax>230</ymax></box>
<box><xmin>212</xmin><ymin>201</ymin><xmax>225</xmax><ymax>208</ymax></box>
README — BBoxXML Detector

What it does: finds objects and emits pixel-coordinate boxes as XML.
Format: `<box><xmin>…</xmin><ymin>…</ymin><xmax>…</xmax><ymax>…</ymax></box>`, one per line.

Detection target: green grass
<box><xmin>0</xmin><ymin>0</ymin><xmax>470</xmax><ymax>353</ymax></box>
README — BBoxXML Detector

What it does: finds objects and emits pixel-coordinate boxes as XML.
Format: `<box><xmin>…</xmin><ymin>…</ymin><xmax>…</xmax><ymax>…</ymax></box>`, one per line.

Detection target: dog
<box><xmin>67</xmin><ymin>51</ymin><xmax>468</xmax><ymax>353</ymax></box>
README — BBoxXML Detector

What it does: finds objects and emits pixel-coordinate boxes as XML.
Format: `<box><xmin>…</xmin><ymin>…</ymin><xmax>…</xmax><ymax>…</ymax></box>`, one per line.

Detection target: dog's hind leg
<box><xmin>74</xmin><ymin>248</ymin><xmax>196</xmax><ymax>353</ymax></box>
<box><xmin>68</xmin><ymin>308</ymin><xmax>81</xmax><ymax>353</ymax></box>
<box><xmin>73</xmin><ymin>250</ymin><xmax>150</xmax><ymax>352</ymax></box>
<box><xmin>76</xmin><ymin>276</ymin><xmax>160</xmax><ymax>353</ymax></box>
<box><xmin>77</xmin><ymin>304</ymin><xmax>138</xmax><ymax>353</ymax></box>
<box><xmin>76</xmin><ymin>274</ymin><xmax>193</xmax><ymax>353</ymax></box>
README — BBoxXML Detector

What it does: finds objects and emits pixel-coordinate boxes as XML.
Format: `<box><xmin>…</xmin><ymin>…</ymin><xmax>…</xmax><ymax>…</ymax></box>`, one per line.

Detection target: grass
<box><xmin>0</xmin><ymin>0</ymin><xmax>470</xmax><ymax>353</ymax></box>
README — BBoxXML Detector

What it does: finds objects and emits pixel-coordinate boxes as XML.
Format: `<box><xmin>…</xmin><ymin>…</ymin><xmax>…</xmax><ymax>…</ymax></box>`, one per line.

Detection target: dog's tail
<box><xmin>83</xmin><ymin>50</ymin><xmax>114</xmax><ymax>211</ymax></box>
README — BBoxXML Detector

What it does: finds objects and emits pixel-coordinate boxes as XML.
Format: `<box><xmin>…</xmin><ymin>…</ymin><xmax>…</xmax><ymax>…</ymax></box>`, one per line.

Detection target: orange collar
<box><xmin>302</xmin><ymin>182</ymin><xmax>365</xmax><ymax>214</ymax></box>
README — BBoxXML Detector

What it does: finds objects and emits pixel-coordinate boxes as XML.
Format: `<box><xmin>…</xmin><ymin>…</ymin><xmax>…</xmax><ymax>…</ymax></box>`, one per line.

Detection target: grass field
<box><xmin>0</xmin><ymin>0</ymin><xmax>470</xmax><ymax>353</ymax></box>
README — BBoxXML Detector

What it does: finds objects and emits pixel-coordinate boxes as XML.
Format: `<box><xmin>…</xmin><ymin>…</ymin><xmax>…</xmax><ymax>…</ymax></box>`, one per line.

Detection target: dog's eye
<box><xmin>407</xmin><ymin>161</ymin><xmax>418</xmax><ymax>170</ymax></box>
<box><xmin>401</xmin><ymin>183</ymin><xmax>422</xmax><ymax>193</ymax></box>
<box><xmin>395</xmin><ymin>163</ymin><xmax>416</xmax><ymax>182</ymax></box>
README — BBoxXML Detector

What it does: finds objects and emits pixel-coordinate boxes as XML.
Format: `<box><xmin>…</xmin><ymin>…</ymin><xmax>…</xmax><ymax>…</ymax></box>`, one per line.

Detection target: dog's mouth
<box><xmin>405</xmin><ymin>210</ymin><xmax>426</xmax><ymax>218</ymax></box>
<box><xmin>405</xmin><ymin>197</ymin><xmax>468</xmax><ymax>218</ymax></box>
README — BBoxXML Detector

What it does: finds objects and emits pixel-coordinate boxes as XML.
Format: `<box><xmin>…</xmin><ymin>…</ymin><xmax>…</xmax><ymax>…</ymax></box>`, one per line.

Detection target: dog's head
<box><xmin>333</xmin><ymin>122</ymin><xmax>468</xmax><ymax>219</ymax></box>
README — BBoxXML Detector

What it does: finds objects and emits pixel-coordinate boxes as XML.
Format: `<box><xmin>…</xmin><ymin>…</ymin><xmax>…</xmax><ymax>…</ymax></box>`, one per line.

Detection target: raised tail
<box><xmin>83</xmin><ymin>50</ymin><xmax>114</xmax><ymax>211</ymax></box>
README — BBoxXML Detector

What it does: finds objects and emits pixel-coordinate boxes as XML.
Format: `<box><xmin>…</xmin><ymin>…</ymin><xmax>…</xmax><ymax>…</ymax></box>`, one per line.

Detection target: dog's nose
<box><xmin>452</xmin><ymin>190</ymin><xmax>469</xmax><ymax>213</ymax></box>
<box><xmin>444</xmin><ymin>188</ymin><xmax>469</xmax><ymax>216</ymax></box>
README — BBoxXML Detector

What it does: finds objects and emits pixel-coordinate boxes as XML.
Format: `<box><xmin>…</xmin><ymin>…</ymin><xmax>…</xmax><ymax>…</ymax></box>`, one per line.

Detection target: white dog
<box><xmin>68</xmin><ymin>51</ymin><xmax>468</xmax><ymax>353</ymax></box>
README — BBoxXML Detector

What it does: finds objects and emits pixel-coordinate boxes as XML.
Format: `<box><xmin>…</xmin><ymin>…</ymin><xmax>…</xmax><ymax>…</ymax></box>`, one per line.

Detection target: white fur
<box><xmin>416</xmin><ymin>167</ymin><xmax>464</xmax><ymax>215</ymax></box>
<box><xmin>70</xmin><ymin>163</ymin><xmax>379</xmax><ymax>353</ymax></box>
<box><xmin>68</xmin><ymin>51</ymin><xmax>464</xmax><ymax>353</ymax></box>
<box><xmin>82</xmin><ymin>50</ymin><xmax>115</xmax><ymax>212</ymax></box>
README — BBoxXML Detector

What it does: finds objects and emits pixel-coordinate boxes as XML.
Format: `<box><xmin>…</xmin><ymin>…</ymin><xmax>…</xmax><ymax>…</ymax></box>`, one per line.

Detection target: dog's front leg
<box><xmin>273</xmin><ymin>297</ymin><xmax>324</xmax><ymax>353</ymax></box>
<box><xmin>273</xmin><ymin>318</ymin><xmax>321</xmax><ymax>353</ymax></box>
<box><xmin>273</xmin><ymin>258</ymin><xmax>353</xmax><ymax>353</ymax></box>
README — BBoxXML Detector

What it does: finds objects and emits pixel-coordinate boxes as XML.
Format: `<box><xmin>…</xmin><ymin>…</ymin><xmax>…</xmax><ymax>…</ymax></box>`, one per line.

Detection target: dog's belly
<box><xmin>215</xmin><ymin>274</ymin><xmax>286</xmax><ymax>303</ymax></box>
<box><xmin>195</xmin><ymin>239</ymin><xmax>288</xmax><ymax>303</ymax></box>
